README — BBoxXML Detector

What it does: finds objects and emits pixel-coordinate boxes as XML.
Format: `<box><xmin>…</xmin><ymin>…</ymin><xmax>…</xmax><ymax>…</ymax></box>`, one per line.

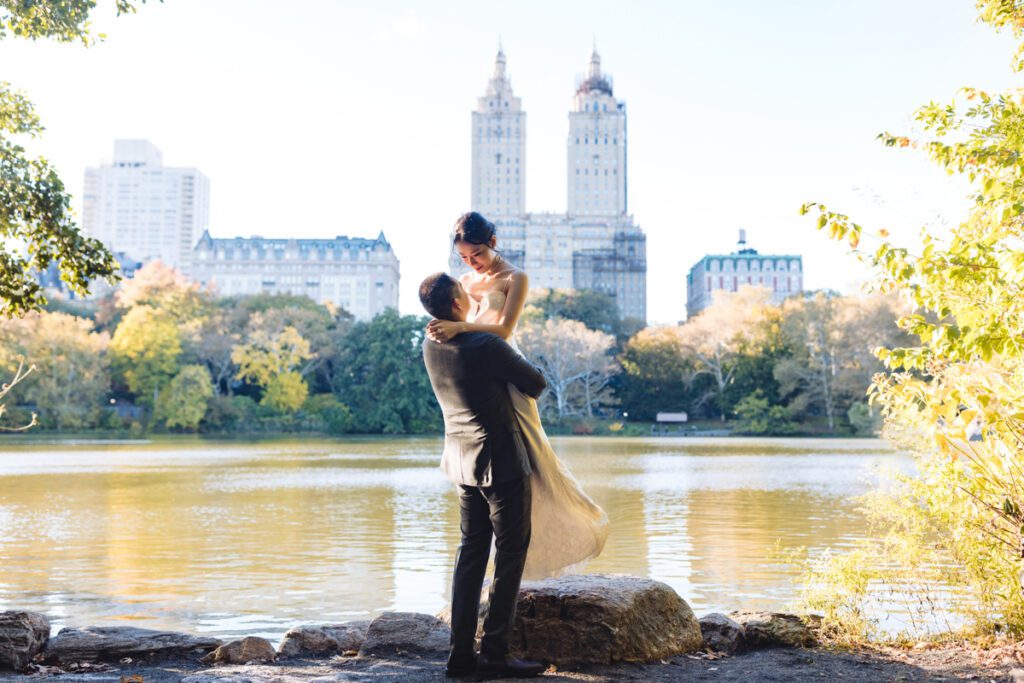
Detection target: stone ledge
<box><xmin>43</xmin><ymin>626</ymin><xmax>221</xmax><ymax>664</ymax></box>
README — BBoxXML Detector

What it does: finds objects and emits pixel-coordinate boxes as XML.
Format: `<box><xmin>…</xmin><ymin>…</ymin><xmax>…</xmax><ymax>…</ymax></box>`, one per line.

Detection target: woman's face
<box><xmin>456</xmin><ymin>239</ymin><xmax>497</xmax><ymax>274</ymax></box>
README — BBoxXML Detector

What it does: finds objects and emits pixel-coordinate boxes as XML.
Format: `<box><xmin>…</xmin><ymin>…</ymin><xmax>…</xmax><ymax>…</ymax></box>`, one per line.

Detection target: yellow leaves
<box><xmin>232</xmin><ymin>325</ymin><xmax>312</xmax><ymax>387</ymax></box>
<box><xmin>878</xmin><ymin>228</ymin><xmax>890</xmax><ymax>238</ymax></box>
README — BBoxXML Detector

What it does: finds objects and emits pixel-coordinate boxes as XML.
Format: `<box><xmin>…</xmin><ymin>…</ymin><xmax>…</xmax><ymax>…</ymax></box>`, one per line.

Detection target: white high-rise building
<box><xmin>455</xmin><ymin>47</ymin><xmax>647</xmax><ymax>322</ymax></box>
<box><xmin>82</xmin><ymin>140</ymin><xmax>210</xmax><ymax>275</ymax></box>
<box><xmin>471</xmin><ymin>46</ymin><xmax>526</xmax><ymax>219</ymax></box>
<box><xmin>568</xmin><ymin>49</ymin><xmax>627</xmax><ymax>217</ymax></box>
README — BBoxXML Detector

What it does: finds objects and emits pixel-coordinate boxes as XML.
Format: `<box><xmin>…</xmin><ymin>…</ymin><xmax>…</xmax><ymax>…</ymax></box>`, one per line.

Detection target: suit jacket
<box><xmin>423</xmin><ymin>331</ymin><xmax>547</xmax><ymax>487</ymax></box>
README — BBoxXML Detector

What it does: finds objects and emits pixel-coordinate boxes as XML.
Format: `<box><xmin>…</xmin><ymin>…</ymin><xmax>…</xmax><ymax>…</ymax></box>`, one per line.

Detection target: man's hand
<box><xmin>426</xmin><ymin>319</ymin><xmax>464</xmax><ymax>343</ymax></box>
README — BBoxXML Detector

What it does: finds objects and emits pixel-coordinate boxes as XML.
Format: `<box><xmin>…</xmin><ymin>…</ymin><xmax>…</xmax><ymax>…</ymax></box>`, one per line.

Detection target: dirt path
<box><xmin>5</xmin><ymin>645</ymin><xmax>1014</xmax><ymax>682</ymax></box>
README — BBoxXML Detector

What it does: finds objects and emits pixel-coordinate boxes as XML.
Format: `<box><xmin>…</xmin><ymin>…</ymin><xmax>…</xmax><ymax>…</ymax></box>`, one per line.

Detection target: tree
<box><xmin>0</xmin><ymin>1</ymin><xmax>155</xmax><ymax>316</ymax></box>
<box><xmin>158</xmin><ymin>364</ymin><xmax>213</xmax><ymax>430</ymax></box>
<box><xmin>676</xmin><ymin>286</ymin><xmax>776</xmax><ymax>420</ymax></box>
<box><xmin>618</xmin><ymin>326</ymin><xmax>691</xmax><ymax>421</ymax></box>
<box><xmin>775</xmin><ymin>292</ymin><xmax>909</xmax><ymax>432</ymax></box>
<box><xmin>798</xmin><ymin>0</ymin><xmax>1024</xmax><ymax>637</ymax></box>
<box><xmin>774</xmin><ymin>292</ymin><xmax>844</xmax><ymax>431</ymax></box>
<box><xmin>244</xmin><ymin>300</ymin><xmax>351</xmax><ymax>389</ymax></box>
<box><xmin>526</xmin><ymin>288</ymin><xmax>619</xmax><ymax>335</ymax></box>
<box><xmin>217</xmin><ymin>293</ymin><xmax>353</xmax><ymax>395</ymax></box>
<box><xmin>232</xmin><ymin>325</ymin><xmax>312</xmax><ymax>412</ymax></box>
<box><xmin>194</xmin><ymin>306</ymin><xmax>243</xmax><ymax>396</ymax></box>
<box><xmin>733</xmin><ymin>390</ymin><xmax>796</xmax><ymax>436</ymax></box>
<box><xmin>303</xmin><ymin>393</ymin><xmax>352</xmax><ymax>434</ymax></box>
<box><xmin>331</xmin><ymin>309</ymin><xmax>439</xmax><ymax>434</ymax></box>
<box><xmin>109</xmin><ymin>305</ymin><xmax>181</xmax><ymax>408</ymax></box>
<box><xmin>262</xmin><ymin>372</ymin><xmax>307</xmax><ymax>413</ymax></box>
<box><xmin>517</xmin><ymin>317</ymin><xmax>617</xmax><ymax>419</ymax></box>
<box><xmin>0</xmin><ymin>359</ymin><xmax>36</xmax><ymax>431</ymax></box>
<box><xmin>0</xmin><ymin>312</ymin><xmax>110</xmax><ymax>429</ymax></box>
<box><xmin>116</xmin><ymin>261</ymin><xmax>209</xmax><ymax>323</ymax></box>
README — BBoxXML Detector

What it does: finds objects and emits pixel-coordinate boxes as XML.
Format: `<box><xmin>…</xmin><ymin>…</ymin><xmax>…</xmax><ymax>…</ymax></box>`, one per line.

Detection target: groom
<box><xmin>419</xmin><ymin>272</ymin><xmax>547</xmax><ymax>680</ymax></box>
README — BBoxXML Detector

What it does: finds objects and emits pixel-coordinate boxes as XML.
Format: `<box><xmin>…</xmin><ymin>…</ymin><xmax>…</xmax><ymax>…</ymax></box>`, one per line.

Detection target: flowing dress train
<box><xmin>471</xmin><ymin>289</ymin><xmax>609</xmax><ymax>580</ymax></box>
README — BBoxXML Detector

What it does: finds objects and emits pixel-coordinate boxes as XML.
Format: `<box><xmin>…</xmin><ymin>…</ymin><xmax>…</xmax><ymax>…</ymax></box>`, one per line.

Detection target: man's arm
<box><xmin>484</xmin><ymin>337</ymin><xmax>547</xmax><ymax>399</ymax></box>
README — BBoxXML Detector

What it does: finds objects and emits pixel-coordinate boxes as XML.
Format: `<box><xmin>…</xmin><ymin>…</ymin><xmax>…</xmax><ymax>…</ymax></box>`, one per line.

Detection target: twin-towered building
<box><xmin>686</xmin><ymin>230</ymin><xmax>804</xmax><ymax>318</ymax></box>
<box><xmin>455</xmin><ymin>47</ymin><xmax>647</xmax><ymax>323</ymax></box>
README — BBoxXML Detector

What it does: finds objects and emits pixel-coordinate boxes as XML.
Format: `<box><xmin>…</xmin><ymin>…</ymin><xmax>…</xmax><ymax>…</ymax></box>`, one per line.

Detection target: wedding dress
<box><xmin>471</xmin><ymin>289</ymin><xmax>609</xmax><ymax>579</ymax></box>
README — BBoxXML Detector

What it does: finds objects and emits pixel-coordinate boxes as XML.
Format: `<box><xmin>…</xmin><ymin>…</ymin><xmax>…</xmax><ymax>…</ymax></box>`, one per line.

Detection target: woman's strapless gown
<box><xmin>471</xmin><ymin>289</ymin><xmax>609</xmax><ymax>579</ymax></box>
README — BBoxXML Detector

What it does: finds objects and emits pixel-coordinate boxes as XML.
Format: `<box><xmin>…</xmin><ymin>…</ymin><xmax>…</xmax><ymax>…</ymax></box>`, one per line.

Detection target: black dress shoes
<box><xmin>474</xmin><ymin>654</ymin><xmax>546</xmax><ymax>679</ymax></box>
<box><xmin>445</xmin><ymin>653</ymin><xmax>477</xmax><ymax>679</ymax></box>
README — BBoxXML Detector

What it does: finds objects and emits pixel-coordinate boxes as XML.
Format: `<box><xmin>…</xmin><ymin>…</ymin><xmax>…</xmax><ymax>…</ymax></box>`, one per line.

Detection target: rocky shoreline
<box><xmin>0</xmin><ymin>575</ymin><xmax>1012</xmax><ymax>681</ymax></box>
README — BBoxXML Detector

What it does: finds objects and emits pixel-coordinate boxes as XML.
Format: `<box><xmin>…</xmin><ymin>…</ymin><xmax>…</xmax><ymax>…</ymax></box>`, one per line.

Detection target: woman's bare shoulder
<box><xmin>505</xmin><ymin>268</ymin><xmax>528</xmax><ymax>287</ymax></box>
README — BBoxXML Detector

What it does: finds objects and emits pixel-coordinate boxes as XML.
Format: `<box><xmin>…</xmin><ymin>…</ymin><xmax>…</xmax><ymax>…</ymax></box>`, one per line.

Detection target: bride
<box><xmin>427</xmin><ymin>211</ymin><xmax>608</xmax><ymax>579</ymax></box>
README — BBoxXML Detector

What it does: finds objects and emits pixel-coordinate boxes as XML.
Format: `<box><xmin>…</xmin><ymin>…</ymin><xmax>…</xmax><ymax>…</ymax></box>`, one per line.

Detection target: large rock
<box><xmin>727</xmin><ymin>611</ymin><xmax>820</xmax><ymax>649</ymax></box>
<box><xmin>277</xmin><ymin>621</ymin><xmax>370</xmax><ymax>658</ymax></box>
<box><xmin>358</xmin><ymin>612</ymin><xmax>450</xmax><ymax>658</ymax></box>
<box><xmin>699</xmin><ymin>612</ymin><xmax>745</xmax><ymax>653</ymax></box>
<box><xmin>43</xmin><ymin>626</ymin><xmax>221</xmax><ymax>664</ymax></box>
<box><xmin>492</xmin><ymin>575</ymin><xmax>701</xmax><ymax>666</ymax></box>
<box><xmin>201</xmin><ymin>637</ymin><xmax>276</xmax><ymax>665</ymax></box>
<box><xmin>0</xmin><ymin>611</ymin><xmax>50</xmax><ymax>671</ymax></box>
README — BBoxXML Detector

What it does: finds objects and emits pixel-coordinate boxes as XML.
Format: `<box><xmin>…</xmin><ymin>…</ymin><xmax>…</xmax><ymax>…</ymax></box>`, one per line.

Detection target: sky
<box><xmin>1</xmin><ymin>0</ymin><xmax>1020</xmax><ymax>323</ymax></box>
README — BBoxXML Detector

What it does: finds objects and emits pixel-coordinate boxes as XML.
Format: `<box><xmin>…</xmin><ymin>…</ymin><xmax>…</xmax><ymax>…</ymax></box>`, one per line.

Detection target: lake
<box><xmin>0</xmin><ymin>436</ymin><xmax>908</xmax><ymax>641</ymax></box>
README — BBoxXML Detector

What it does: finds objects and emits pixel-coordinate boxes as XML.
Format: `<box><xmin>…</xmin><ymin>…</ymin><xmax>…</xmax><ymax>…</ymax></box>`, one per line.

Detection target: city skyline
<box><xmin>1</xmin><ymin>1</ymin><xmax>1018</xmax><ymax>323</ymax></box>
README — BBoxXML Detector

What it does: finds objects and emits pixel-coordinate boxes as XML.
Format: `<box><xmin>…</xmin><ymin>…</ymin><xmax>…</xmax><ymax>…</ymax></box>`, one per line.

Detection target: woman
<box><xmin>427</xmin><ymin>211</ymin><xmax>609</xmax><ymax>579</ymax></box>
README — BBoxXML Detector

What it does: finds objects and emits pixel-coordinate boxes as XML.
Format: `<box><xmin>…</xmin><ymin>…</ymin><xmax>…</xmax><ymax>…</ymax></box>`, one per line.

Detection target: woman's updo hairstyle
<box><xmin>453</xmin><ymin>211</ymin><xmax>496</xmax><ymax>247</ymax></box>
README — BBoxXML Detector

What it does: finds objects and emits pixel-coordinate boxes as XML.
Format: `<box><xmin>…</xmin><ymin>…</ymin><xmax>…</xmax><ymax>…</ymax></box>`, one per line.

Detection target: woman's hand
<box><xmin>426</xmin><ymin>319</ymin><xmax>464</xmax><ymax>343</ymax></box>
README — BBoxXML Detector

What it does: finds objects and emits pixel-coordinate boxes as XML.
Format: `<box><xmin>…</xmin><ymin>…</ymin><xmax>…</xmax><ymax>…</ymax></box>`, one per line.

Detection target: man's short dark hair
<box><xmin>419</xmin><ymin>272</ymin><xmax>459</xmax><ymax>321</ymax></box>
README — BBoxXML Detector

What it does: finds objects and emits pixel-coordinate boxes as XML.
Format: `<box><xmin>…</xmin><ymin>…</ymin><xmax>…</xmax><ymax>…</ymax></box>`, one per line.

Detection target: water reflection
<box><xmin>0</xmin><ymin>436</ymin><xmax>903</xmax><ymax>640</ymax></box>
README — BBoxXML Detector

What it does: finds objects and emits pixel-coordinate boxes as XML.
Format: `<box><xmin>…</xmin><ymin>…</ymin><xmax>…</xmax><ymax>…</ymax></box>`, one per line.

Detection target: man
<box><xmin>419</xmin><ymin>272</ymin><xmax>547</xmax><ymax>680</ymax></box>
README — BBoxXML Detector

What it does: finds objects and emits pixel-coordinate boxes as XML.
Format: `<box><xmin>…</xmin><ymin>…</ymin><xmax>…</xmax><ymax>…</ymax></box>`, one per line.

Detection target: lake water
<box><xmin>0</xmin><ymin>436</ymin><xmax>908</xmax><ymax>641</ymax></box>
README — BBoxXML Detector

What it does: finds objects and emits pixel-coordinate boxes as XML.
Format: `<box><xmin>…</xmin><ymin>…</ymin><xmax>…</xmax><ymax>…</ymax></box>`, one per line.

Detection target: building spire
<box><xmin>494</xmin><ymin>39</ymin><xmax>507</xmax><ymax>79</ymax></box>
<box><xmin>588</xmin><ymin>41</ymin><xmax>601</xmax><ymax>79</ymax></box>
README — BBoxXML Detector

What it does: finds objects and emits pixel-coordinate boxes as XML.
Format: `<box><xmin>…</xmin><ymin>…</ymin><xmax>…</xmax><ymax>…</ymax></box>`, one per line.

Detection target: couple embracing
<box><xmin>418</xmin><ymin>212</ymin><xmax>609</xmax><ymax>680</ymax></box>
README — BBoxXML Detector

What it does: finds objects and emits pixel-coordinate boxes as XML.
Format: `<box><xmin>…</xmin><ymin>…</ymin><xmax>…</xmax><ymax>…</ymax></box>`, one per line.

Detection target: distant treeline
<box><xmin>0</xmin><ymin>262</ymin><xmax>908</xmax><ymax>436</ymax></box>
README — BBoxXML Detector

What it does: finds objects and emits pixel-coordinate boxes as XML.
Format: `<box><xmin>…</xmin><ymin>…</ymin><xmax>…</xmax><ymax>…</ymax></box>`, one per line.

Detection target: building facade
<box><xmin>686</xmin><ymin>230</ymin><xmax>804</xmax><ymax>318</ymax></box>
<box><xmin>568</xmin><ymin>50</ymin><xmax>627</xmax><ymax>218</ymax></box>
<box><xmin>192</xmin><ymin>231</ymin><xmax>400</xmax><ymax>320</ymax></box>
<box><xmin>472</xmin><ymin>48</ymin><xmax>526</xmax><ymax>219</ymax></box>
<box><xmin>83</xmin><ymin>140</ymin><xmax>210</xmax><ymax>275</ymax></box>
<box><xmin>453</xmin><ymin>48</ymin><xmax>647</xmax><ymax>323</ymax></box>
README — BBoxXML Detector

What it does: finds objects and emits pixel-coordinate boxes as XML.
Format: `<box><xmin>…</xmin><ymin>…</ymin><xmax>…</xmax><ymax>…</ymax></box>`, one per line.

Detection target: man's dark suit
<box><xmin>422</xmin><ymin>331</ymin><xmax>546</xmax><ymax>663</ymax></box>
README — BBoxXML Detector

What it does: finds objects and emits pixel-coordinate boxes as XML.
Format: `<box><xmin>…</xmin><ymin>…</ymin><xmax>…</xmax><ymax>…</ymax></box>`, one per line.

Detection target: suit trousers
<box><xmin>449</xmin><ymin>475</ymin><xmax>532</xmax><ymax>660</ymax></box>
